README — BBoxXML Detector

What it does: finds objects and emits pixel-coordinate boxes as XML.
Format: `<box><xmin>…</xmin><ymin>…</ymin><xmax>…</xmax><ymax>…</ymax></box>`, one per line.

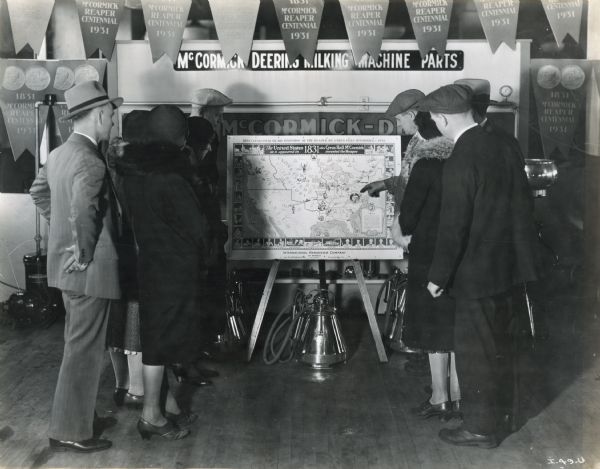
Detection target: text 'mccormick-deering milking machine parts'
<box><xmin>262</xmin><ymin>260</ymin><xmax>347</xmax><ymax>368</ymax></box>
<box><xmin>1</xmin><ymin>253</ymin><xmax>63</xmax><ymax>329</ymax></box>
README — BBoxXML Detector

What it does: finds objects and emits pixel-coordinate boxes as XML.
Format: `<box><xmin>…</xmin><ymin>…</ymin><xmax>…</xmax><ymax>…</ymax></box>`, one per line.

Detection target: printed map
<box><xmin>227</xmin><ymin>135</ymin><xmax>403</xmax><ymax>260</ymax></box>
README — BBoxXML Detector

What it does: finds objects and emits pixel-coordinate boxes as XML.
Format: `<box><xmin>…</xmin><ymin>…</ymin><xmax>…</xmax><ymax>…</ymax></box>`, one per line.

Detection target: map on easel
<box><xmin>227</xmin><ymin>135</ymin><xmax>403</xmax><ymax>260</ymax></box>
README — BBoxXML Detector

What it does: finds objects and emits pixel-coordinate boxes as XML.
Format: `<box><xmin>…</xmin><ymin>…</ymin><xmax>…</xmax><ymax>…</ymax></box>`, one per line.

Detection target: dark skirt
<box><xmin>106</xmin><ymin>300</ymin><xmax>141</xmax><ymax>353</ymax></box>
<box><xmin>402</xmin><ymin>262</ymin><xmax>455</xmax><ymax>352</ymax></box>
<box><xmin>138</xmin><ymin>268</ymin><xmax>207</xmax><ymax>366</ymax></box>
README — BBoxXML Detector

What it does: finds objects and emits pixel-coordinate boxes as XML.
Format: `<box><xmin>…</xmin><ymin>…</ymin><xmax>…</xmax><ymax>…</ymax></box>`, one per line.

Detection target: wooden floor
<box><xmin>1</xmin><ymin>274</ymin><xmax>599</xmax><ymax>469</ymax></box>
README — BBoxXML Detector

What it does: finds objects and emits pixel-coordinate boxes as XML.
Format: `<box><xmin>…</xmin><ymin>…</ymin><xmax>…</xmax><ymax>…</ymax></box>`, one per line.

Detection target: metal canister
<box><xmin>22</xmin><ymin>253</ymin><xmax>48</xmax><ymax>295</ymax></box>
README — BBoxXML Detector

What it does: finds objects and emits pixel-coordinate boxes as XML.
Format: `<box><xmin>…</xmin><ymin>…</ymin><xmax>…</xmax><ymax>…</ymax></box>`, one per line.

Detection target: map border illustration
<box><xmin>226</xmin><ymin>135</ymin><xmax>404</xmax><ymax>260</ymax></box>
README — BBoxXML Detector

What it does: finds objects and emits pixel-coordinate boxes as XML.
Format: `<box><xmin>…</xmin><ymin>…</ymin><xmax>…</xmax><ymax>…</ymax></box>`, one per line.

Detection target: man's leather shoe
<box><xmin>411</xmin><ymin>399</ymin><xmax>449</xmax><ymax>419</ymax></box>
<box><xmin>438</xmin><ymin>428</ymin><xmax>498</xmax><ymax>449</ymax></box>
<box><xmin>49</xmin><ymin>438</ymin><xmax>112</xmax><ymax>453</ymax></box>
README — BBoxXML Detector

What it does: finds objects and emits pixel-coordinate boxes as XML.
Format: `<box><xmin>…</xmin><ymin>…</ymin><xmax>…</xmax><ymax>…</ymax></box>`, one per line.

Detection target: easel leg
<box><xmin>247</xmin><ymin>260</ymin><xmax>280</xmax><ymax>362</ymax></box>
<box><xmin>352</xmin><ymin>261</ymin><xmax>388</xmax><ymax>363</ymax></box>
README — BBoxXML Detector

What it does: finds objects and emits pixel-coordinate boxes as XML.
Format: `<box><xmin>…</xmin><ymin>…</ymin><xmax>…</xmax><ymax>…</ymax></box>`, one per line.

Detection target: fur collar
<box><xmin>412</xmin><ymin>136</ymin><xmax>454</xmax><ymax>161</ymax></box>
<box><xmin>115</xmin><ymin>142</ymin><xmax>192</xmax><ymax>176</ymax></box>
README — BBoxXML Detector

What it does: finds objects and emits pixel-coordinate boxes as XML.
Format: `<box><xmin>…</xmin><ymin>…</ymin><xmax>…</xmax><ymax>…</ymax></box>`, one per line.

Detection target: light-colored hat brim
<box><xmin>190</xmin><ymin>97</ymin><xmax>233</xmax><ymax>106</ymax></box>
<box><xmin>59</xmin><ymin>97</ymin><xmax>123</xmax><ymax>122</ymax></box>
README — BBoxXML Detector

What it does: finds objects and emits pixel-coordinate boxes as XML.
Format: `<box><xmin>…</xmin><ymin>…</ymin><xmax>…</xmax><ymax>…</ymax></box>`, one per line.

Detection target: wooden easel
<box><xmin>246</xmin><ymin>260</ymin><xmax>388</xmax><ymax>363</ymax></box>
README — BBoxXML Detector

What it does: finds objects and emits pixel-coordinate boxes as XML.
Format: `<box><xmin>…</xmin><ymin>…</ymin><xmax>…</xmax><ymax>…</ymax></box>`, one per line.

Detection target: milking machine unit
<box><xmin>263</xmin><ymin>260</ymin><xmax>347</xmax><ymax>368</ymax></box>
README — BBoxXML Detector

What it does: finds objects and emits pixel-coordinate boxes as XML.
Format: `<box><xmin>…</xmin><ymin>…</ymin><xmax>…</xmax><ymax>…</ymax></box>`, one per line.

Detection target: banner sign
<box><xmin>141</xmin><ymin>0</ymin><xmax>191</xmax><ymax>63</ymax></box>
<box><xmin>473</xmin><ymin>0</ymin><xmax>519</xmax><ymax>53</ymax></box>
<box><xmin>541</xmin><ymin>0</ymin><xmax>583</xmax><ymax>45</ymax></box>
<box><xmin>175</xmin><ymin>49</ymin><xmax>463</xmax><ymax>71</ymax></box>
<box><xmin>6</xmin><ymin>0</ymin><xmax>55</xmax><ymax>54</ymax></box>
<box><xmin>339</xmin><ymin>0</ymin><xmax>389</xmax><ymax>63</ymax></box>
<box><xmin>76</xmin><ymin>0</ymin><xmax>126</xmax><ymax>59</ymax></box>
<box><xmin>531</xmin><ymin>59</ymin><xmax>590</xmax><ymax>159</ymax></box>
<box><xmin>0</xmin><ymin>60</ymin><xmax>106</xmax><ymax>160</ymax></box>
<box><xmin>273</xmin><ymin>0</ymin><xmax>324</xmax><ymax>64</ymax></box>
<box><xmin>208</xmin><ymin>0</ymin><xmax>260</xmax><ymax>65</ymax></box>
<box><xmin>405</xmin><ymin>0</ymin><xmax>453</xmax><ymax>57</ymax></box>
<box><xmin>223</xmin><ymin>112</ymin><xmax>398</xmax><ymax>137</ymax></box>
<box><xmin>227</xmin><ymin>135</ymin><xmax>403</xmax><ymax>260</ymax></box>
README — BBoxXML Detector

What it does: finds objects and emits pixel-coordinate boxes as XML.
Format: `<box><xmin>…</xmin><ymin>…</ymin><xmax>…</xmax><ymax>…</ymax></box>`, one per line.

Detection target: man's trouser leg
<box><xmin>454</xmin><ymin>291</ymin><xmax>514</xmax><ymax>435</ymax></box>
<box><xmin>49</xmin><ymin>291</ymin><xmax>110</xmax><ymax>441</ymax></box>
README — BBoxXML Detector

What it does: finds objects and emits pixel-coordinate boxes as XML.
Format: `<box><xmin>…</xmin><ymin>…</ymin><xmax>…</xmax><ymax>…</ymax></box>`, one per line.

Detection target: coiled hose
<box><xmin>262</xmin><ymin>289</ymin><xmax>307</xmax><ymax>364</ymax></box>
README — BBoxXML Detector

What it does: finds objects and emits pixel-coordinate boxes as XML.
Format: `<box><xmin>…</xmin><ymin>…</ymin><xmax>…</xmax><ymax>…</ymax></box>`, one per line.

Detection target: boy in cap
<box><xmin>30</xmin><ymin>80</ymin><xmax>122</xmax><ymax>452</ymax></box>
<box><xmin>421</xmin><ymin>84</ymin><xmax>538</xmax><ymax>448</ymax></box>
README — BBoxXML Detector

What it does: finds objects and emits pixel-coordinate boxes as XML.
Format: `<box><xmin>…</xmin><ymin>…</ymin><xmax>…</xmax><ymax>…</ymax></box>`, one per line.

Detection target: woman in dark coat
<box><xmin>116</xmin><ymin>105</ymin><xmax>211</xmax><ymax>440</ymax></box>
<box><xmin>397</xmin><ymin>112</ymin><xmax>460</xmax><ymax>419</ymax></box>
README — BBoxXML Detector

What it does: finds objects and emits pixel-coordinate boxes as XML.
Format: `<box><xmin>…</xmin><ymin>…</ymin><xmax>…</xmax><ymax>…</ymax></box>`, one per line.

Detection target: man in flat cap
<box><xmin>455</xmin><ymin>78</ymin><xmax>543</xmax><ymax>432</ymax></box>
<box><xmin>421</xmin><ymin>84</ymin><xmax>538</xmax><ymax>448</ymax></box>
<box><xmin>360</xmin><ymin>89</ymin><xmax>424</xmax><ymax>201</ymax></box>
<box><xmin>30</xmin><ymin>80</ymin><xmax>122</xmax><ymax>452</ymax></box>
<box><xmin>360</xmin><ymin>89</ymin><xmax>432</xmax><ymax>375</ymax></box>
<box><xmin>187</xmin><ymin>88</ymin><xmax>232</xmax><ymax>372</ymax></box>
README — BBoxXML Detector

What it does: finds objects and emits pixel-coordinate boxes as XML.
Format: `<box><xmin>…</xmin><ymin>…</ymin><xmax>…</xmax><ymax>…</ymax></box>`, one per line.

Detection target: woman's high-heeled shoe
<box><xmin>137</xmin><ymin>418</ymin><xmax>190</xmax><ymax>440</ymax></box>
<box><xmin>411</xmin><ymin>399</ymin><xmax>449</xmax><ymax>419</ymax></box>
<box><xmin>113</xmin><ymin>387</ymin><xmax>128</xmax><ymax>407</ymax></box>
<box><xmin>165</xmin><ymin>411</ymin><xmax>198</xmax><ymax>427</ymax></box>
<box><xmin>124</xmin><ymin>392</ymin><xmax>144</xmax><ymax>407</ymax></box>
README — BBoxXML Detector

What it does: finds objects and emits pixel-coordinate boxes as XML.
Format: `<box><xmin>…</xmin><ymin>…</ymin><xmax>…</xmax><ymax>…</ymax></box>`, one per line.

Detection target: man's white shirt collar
<box><xmin>454</xmin><ymin>123</ymin><xmax>479</xmax><ymax>143</ymax></box>
<box><xmin>74</xmin><ymin>131</ymin><xmax>98</xmax><ymax>147</ymax></box>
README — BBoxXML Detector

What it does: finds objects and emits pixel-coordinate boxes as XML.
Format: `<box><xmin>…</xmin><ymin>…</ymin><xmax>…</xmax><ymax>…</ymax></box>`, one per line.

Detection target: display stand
<box><xmin>246</xmin><ymin>260</ymin><xmax>388</xmax><ymax>363</ymax></box>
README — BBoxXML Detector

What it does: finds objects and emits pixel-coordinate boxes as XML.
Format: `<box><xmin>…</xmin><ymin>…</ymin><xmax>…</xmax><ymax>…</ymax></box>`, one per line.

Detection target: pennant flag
<box><xmin>37</xmin><ymin>105</ymin><xmax>50</xmax><ymax>144</ymax></box>
<box><xmin>0</xmin><ymin>59</ymin><xmax>106</xmax><ymax>160</ymax></box>
<box><xmin>540</xmin><ymin>0</ymin><xmax>583</xmax><ymax>45</ymax></box>
<box><xmin>75</xmin><ymin>0</ymin><xmax>126</xmax><ymax>59</ymax></box>
<box><xmin>53</xmin><ymin>104</ymin><xmax>74</xmax><ymax>144</ymax></box>
<box><xmin>473</xmin><ymin>0</ymin><xmax>519</xmax><ymax>53</ymax></box>
<box><xmin>531</xmin><ymin>59</ymin><xmax>591</xmax><ymax>159</ymax></box>
<box><xmin>405</xmin><ymin>0</ymin><xmax>453</xmax><ymax>57</ymax></box>
<box><xmin>273</xmin><ymin>0</ymin><xmax>324</xmax><ymax>64</ymax></box>
<box><xmin>6</xmin><ymin>0</ymin><xmax>55</xmax><ymax>54</ymax></box>
<box><xmin>339</xmin><ymin>0</ymin><xmax>389</xmax><ymax>64</ymax></box>
<box><xmin>208</xmin><ymin>0</ymin><xmax>260</xmax><ymax>65</ymax></box>
<box><xmin>141</xmin><ymin>0</ymin><xmax>191</xmax><ymax>63</ymax></box>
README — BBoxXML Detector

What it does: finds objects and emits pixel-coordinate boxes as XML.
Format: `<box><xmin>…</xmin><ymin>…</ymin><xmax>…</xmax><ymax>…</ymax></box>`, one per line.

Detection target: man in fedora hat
<box><xmin>30</xmin><ymin>80</ymin><xmax>123</xmax><ymax>452</ymax></box>
<box><xmin>420</xmin><ymin>84</ymin><xmax>538</xmax><ymax>448</ymax></box>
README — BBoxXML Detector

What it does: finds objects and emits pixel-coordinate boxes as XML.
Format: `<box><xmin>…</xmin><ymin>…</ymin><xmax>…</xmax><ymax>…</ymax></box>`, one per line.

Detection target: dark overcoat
<box><xmin>482</xmin><ymin>119</ymin><xmax>542</xmax><ymax>284</ymax></box>
<box><xmin>428</xmin><ymin>125</ymin><xmax>538</xmax><ymax>299</ymax></box>
<box><xmin>399</xmin><ymin>137</ymin><xmax>455</xmax><ymax>351</ymax></box>
<box><xmin>116</xmin><ymin>143</ymin><xmax>211</xmax><ymax>366</ymax></box>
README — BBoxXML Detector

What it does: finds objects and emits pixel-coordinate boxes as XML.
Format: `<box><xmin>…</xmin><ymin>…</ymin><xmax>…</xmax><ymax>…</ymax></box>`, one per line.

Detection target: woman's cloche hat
<box><xmin>60</xmin><ymin>80</ymin><xmax>123</xmax><ymax>121</ymax></box>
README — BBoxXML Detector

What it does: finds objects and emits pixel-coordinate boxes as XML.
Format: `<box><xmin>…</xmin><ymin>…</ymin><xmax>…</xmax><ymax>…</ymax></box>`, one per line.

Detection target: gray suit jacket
<box><xmin>30</xmin><ymin>133</ymin><xmax>121</xmax><ymax>300</ymax></box>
